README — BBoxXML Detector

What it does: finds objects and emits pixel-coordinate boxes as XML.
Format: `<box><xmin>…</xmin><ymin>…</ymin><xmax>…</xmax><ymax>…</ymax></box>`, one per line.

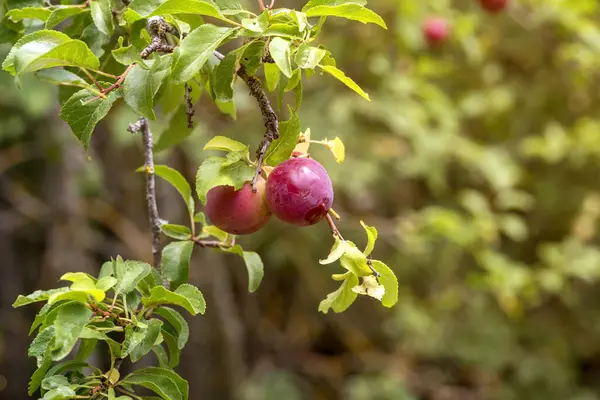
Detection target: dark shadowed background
<box><xmin>3</xmin><ymin>0</ymin><xmax>600</xmax><ymax>399</ymax></box>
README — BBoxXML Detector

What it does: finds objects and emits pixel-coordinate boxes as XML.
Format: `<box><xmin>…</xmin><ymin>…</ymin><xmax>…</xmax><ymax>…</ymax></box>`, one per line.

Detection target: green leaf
<box><xmin>340</xmin><ymin>241</ymin><xmax>373</xmax><ymax>277</ymax></box>
<box><xmin>36</xmin><ymin>68</ymin><xmax>87</xmax><ymax>86</ymax></box>
<box><xmin>303</xmin><ymin>3</ymin><xmax>386</xmax><ymax>29</ymax></box>
<box><xmin>195</xmin><ymin>156</ymin><xmax>254</xmax><ymax>204</ymax></box>
<box><xmin>59</xmin><ymin>87</ymin><xmax>123</xmax><ymax>151</ymax></box>
<box><xmin>122</xmin><ymin>325</ymin><xmax>146</xmax><ymax>358</ymax></box>
<box><xmin>264</xmin><ymin>108</ymin><xmax>300</xmax><ymax>166</ymax></box>
<box><xmin>171</xmin><ymin>24</ymin><xmax>236</xmax><ymax>84</ymax></box>
<box><xmin>151</xmin><ymin>165</ymin><xmax>195</xmax><ymax>214</ymax></box>
<box><xmin>90</xmin><ymin>0</ymin><xmax>114</xmax><ymax>36</ymax></box>
<box><xmin>60</xmin><ymin>272</ymin><xmax>96</xmax><ymax>283</ymax></box>
<box><xmin>318</xmin><ymin>274</ymin><xmax>359</xmax><ymax>314</ymax></box>
<box><xmin>161</xmin><ymin>240</ymin><xmax>194</xmax><ymax>289</ymax></box>
<box><xmin>75</xmin><ymin>338</ymin><xmax>98</xmax><ymax>362</ymax></box>
<box><xmin>370</xmin><ymin>260</ymin><xmax>398</xmax><ymax>307</ymax></box>
<box><xmin>46</xmin><ymin>7</ymin><xmax>88</xmax><ymax>29</ymax></box>
<box><xmin>47</xmin><ymin>291</ymin><xmax>90</xmax><ymax>306</ymax></box>
<box><xmin>203</xmin><ymin>136</ymin><xmax>247</xmax><ymax>153</ymax></box>
<box><xmin>269</xmin><ymin>37</ymin><xmax>292</xmax><ymax>78</ymax></box>
<box><xmin>264</xmin><ymin>62</ymin><xmax>280</xmax><ymax>92</ymax></box>
<box><xmin>130</xmin><ymin>319</ymin><xmax>164</xmax><ymax>362</ymax></box>
<box><xmin>124</xmin><ymin>56</ymin><xmax>171</xmax><ymax>120</ymax></box>
<box><xmin>6</xmin><ymin>7</ymin><xmax>51</xmax><ymax>22</ymax></box>
<box><xmin>154</xmin><ymin>307</ymin><xmax>189</xmax><ymax>350</ymax></box>
<box><xmin>222</xmin><ymin>245</ymin><xmax>264</xmax><ymax>292</ymax></box>
<box><xmin>29</xmin><ymin>355</ymin><xmax>52</xmax><ymax>395</ymax></box>
<box><xmin>51</xmin><ymin>302</ymin><xmax>92</xmax><ymax>361</ymax></box>
<box><xmin>319</xmin><ymin>236</ymin><xmax>346</xmax><ymax>265</ymax></box>
<box><xmin>97</xmin><ymin>276</ymin><xmax>118</xmax><ymax>291</ymax></box>
<box><xmin>154</xmin><ymin>107</ymin><xmax>192</xmax><ymax>152</ymax></box>
<box><xmin>121</xmin><ymin>367</ymin><xmax>188</xmax><ymax>400</ymax></box>
<box><xmin>294</xmin><ymin>44</ymin><xmax>326</xmax><ymax>69</ymax></box>
<box><xmin>114</xmin><ymin>258</ymin><xmax>152</xmax><ymax>295</ymax></box>
<box><xmin>201</xmin><ymin>224</ymin><xmax>228</xmax><ymax>241</ymax></box>
<box><xmin>142</xmin><ymin>284</ymin><xmax>206</xmax><ymax>315</ymax></box>
<box><xmin>213</xmin><ymin>51</ymin><xmax>237</xmax><ymax>102</ymax></box>
<box><xmin>325</xmin><ymin>137</ymin><xmax>345</xmax><ymax>163</ymax></box>
<box><xmin>79</xmin><ymin>328</ymin><xmax>122</xmax><ymax>358</ymax></box>
<box><xmin>360</xmin><ymin>220</ymin><xmax>377</xmax><ymax>256</ymax></box>
<box><xmin>241</xmin><ymin>12</ymin><xmax>269</xmax><ymax>33</ymax></box>
<box><xmin>160</xmin><ymin>328</ymin><xmax>181</xmax><ymax>367</ymax></box>
<box><xmin>194</xmin><ymin>212</ymin><xmax>207</xmax><ymax>225</ymax></box>
<box><xmin>240</xmin><ymin>40</ymin><xmax>266</xmax><ymax>75</ymax></box>
<box><xmin>112</xmin><ymin>37</ymin><xmax>148</xmax><ymax>68</ymax></box>
<box><xmin>29</xmin><ymin>326</ymin><xmax>55</xmax><ymax>365</ymax></box>
<box><xmin>161</xmin><ymin>224</ymin><xmax>192</xmax><ymax>240</ymax></box>
<box><xmin>144</xmin><ymin>0</ymin><xmax>224</xmax><ymax>20</ymax></box>
<box><xmin>2</xmin><ymin>30</ymin><xmax>99</xmax><ymax>77</ymax></box>
<box><xmin>152</xmin><ymin>344</ymin><xmax>170</xmax><ymax>368</ymax></box>
<box><xmin>320</xmin><ymin>64</ymin><xmax>369</xmax><ymax>100</ymax></box>
<box><xmin>13</xmin><ymin>288</ymin><xmax>69</xmax><ymax>307</ymax></box>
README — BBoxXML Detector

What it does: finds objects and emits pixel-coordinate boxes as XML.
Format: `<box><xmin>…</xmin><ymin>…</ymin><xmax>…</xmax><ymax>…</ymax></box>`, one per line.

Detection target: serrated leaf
<box><xmin>264</xmin><ymin>108</ymin><xmax>300</xmax><ymax>166</ymax></box>
<box><xmin>154</xmin><ymin>107</ymin><xmax>192</xmax><ymax>152</ymax></box>
<box><xmin>154</xmin><ymin>307</ymin><xmax>189</xmax><ymax>350</ymax></box>
<box><xmin>213</xmin><ymin>51</ymin><xmax>238</xmax><ymax>102</ymax></box>
<box><xmin>241</xmin><ymin>12</ymin><xmax>269</xmax><ymax>33</ymax></box>
<box><xmin>36</xmin><ymin>68</ymin><xmax>86</xmax><ymax>86</ymax></box>
<box><xmin>114</xmin><ymin>258</ymin><xmax>152</xmax><ymax>295</ymax></box>
<box><xmin>269</xmin><ymin>37</ymin><xmax>292</xmax><ymax>78</ymax></box>
<box><xmin>304</xmin><ymin>3</ymin><xmax>386</xmax><ymax>29</ymax></box>
<box><xmin>161</xmin><ymin>224</ymin><xmax>192</xmax><ymax>240</ymax></box>
<box><xmin>90</xmin><ymin>0</ymin><xmax>114</xmax><ymax>36</ymax></box>
<box><xmin>320</xmin><ymin>65</ymin><xmax>369</xmax><ymax>100</ymax></box>
<box><xmin>152</xmin><ymin>344</ymin><xmax>170</xmax><ymax>368</ymax></box>
<box><xmin>222</xmin><ymin>245</ymin><xmax>264</xmax><ymax>292</ymax></box>
<box><xmin>319</xmin><ymin>236</ymin><xmax>346</xmax><ymax>264</ymax></box>
<box><xmin>2</xmin><ymin>30</ymin><xmax>99</xmax><ymax>77</ymax></box>
<box><xmin>203</xmin><ymin>136</ymin><xmax>247</xmax><ymax>153</ymax></box>
<box><xmin>294</xmin><ymin>44</ymin><xmax>326</xmax><ymax>69</ymax></box>
<box><xmin>46</xmin><ymin>6</ymin><xmax>88</xmax><ymax>29</ymax></box>
<box><xmin>142</xmin><ymin>284</ymin><xmax>206</xmax><ymax>315</ymax></box>
<box><xmin>121</xmin><ymin>367</ymin><xmax>188</xmax><ymax>400</ymax></box>
<box><xmin>195</xmin><ymin>156</ymin><xmax>254</xmax><ymax>204</ymax></box>
<box><xmin>318</xmin><ymin>274</ymin><xmax>359</xmax><ymax>314</ymax></box>
<box><xmin>47</xmin><ymin>291</ymin><xmax>91</xmax><ymax>305</ymax></box>
<box><xmin>264</xmin><ymin>62</ymin><xmax>280</xmax><ymax>92</ymax></box>
<box><xmin>51</xmin><ymin>302</ymin><xmax>92</xmax><ymax>361</ymax></box>
<box><xmin>121</xmin><ymin>325</ymin><xmax>146</xmax><ymax>358</ymax></box>
<box><xmin>130</xmin><ymin>319</ymin><xmax>163</xmax><ymax>362</ymax></box>
<box><xmin>360</xmin><ymin>220</ymin><xmax>377</xmax><ymax>256</ymax></box>
<box><xmin>59</xmin><ymin>87</ymin><xmax>122</xmax><ymax>150</ymax></box>
<box><xmin>124</xmin><ymin>56</ymin><xmax>171</xmax><ymax>120</ymax></box>
<box><xmin>171</xmin><ymin>24</ymin><xmax>235</xmax><ymax>84</ymax></box>
<box><xmin>161</xmin><ymin>241</ymin><xmax>194</xmax><ymax>289</ymax></box>
<box><xmin>6</xmin><ymin>7</ymin><xmax>51</xmax><ymax>22</ymax></box>
<box><xmin>13</xmin><ymin>288</ymin><xmax>69</xmax><ymax>307</ymax></box>
<box><xmin>370</xmin><ymin>260</ymin><xmax>398</xmax><ymax>307</ymax></box>
<box><xmin>150</xmin><ymin>165</ymin><xmax>195</xmax><ymax>215</ymax></box>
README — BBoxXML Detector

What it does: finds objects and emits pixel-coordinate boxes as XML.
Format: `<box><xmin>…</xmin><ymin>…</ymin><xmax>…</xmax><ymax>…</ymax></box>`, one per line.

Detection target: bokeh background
<box><xmin>3</xmin><ymin>0</ymin><xmax>600</xmax><ymax>399</ymax></box>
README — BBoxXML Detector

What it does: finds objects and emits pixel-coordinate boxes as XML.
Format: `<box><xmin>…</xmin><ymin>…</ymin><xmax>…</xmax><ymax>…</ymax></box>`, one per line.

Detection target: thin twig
<box><xmin>128</xmin><ymin>118</ymin><xmax>163</xmax><ymax>280</ymax></box>
<box><xmin>192</xmin><ymin>238</ymin><xmax>229</xmax><ymax>248</ymax></box>
<box><xmin>141</xmin><ymin>16</ymin><xmax>178</xmax><ymax>59</ymax></box>
<box><xmin>80</xmin><ymin>67</ymin><xmax>103</xmax><ymax>91</ymax></box>
<box><xmin>214</xmin><ymin>50</ymin><xmax>279</xmax><ymax>192</ymax></box>
<box><xmin>325</xmin><ymin>214</ymin><xmax>344</xmax><ymax>241</ymax></box>
<box><xmin>185</xmin><ymin>83</ymin><xmax>194</xmax><ymax>129</ymax></box>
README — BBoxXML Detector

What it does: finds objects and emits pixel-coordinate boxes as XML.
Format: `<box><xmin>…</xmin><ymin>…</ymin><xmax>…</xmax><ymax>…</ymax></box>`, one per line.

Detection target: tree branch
<box><xmin>214</xmin><ymin>50</ymin><xmax>279</xmax><ymax>192</ymax></box>
<box><xmin>141</xmin><ymin>17</ymin><xmax>177</xmax><ymax>59</ymax></box>
<box><xmin>325</xmin><ymin>214</ymin><xmax>344</xmax><ymax>241</ymax></box>
<box><xmin>185</xmin><ymin>83</ymin><xmax>195</xmax><ymax>129</ymax></box>
<box><xmin>128</xmin><ymin>118</ymin><xmax>163</xmax><ymax>275</ymax></box>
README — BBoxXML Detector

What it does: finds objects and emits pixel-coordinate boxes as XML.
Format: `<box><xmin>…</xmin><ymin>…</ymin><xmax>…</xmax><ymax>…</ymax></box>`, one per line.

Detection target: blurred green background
<box><xmin>3</xmin><ymin>0</ymin><xmax>600</xmax><ymax>399</ymax></box>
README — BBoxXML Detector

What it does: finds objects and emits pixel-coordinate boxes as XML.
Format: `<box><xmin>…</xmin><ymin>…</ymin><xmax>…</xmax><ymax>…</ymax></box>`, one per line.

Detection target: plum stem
<box><xmin>325</xmin><ymin>214</ymin><xmax>344</xmax><ymax>241</ymax></box>
<box><xmin>128</xmin><ymin>117</ymin><xmax>167</xmax><ymax>286</ymax></box>
<box><xmin>192</xmin><ymin>238</ymin><xmax>232</xmax><ymax>249</ymax></box>
<box><xmin>214</xmin><ymin>50</ymin><xmax>279</xmax><ymax>193</ymax></box>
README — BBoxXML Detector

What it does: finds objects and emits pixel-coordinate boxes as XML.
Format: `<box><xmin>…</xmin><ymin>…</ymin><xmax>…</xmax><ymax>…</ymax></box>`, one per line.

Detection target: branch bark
<box><xmin>214</xmin><ymin>50</ymin><xmax>279</xmax><ymax>192</ymax></box>
<box><xmin>128</xmin><ymin>118</ymin><xmax>162</xmax><ymax>274</ymax></box>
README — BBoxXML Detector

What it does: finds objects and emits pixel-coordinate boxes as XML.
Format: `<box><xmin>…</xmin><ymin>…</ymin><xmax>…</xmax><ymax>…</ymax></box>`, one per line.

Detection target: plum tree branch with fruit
<box><xmin>2</xmin><ymin>0</ymin><xmax>398</xmax><ymax>398</ymax></box>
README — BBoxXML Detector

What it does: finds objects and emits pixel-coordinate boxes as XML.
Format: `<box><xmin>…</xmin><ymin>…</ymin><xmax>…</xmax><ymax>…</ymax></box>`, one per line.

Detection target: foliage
<box><xmin>1</xmin><ymin>0</ymin><xmax>395</xmax><ymax>398</ymax></box>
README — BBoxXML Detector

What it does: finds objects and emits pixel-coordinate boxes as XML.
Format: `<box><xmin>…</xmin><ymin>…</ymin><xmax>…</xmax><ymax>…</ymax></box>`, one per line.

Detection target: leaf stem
<box><xmin>325</xmin><ymin>213</ymin><xmax>344</xmax><ymax>241</ymax></box>
<box><xmin>80</xmin><ymin>67</ymin><xmax>103</xmax><ymax>91</ymax></box>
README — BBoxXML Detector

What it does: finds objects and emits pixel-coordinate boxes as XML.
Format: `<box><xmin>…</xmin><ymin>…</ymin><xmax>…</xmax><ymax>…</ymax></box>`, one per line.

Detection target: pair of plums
<box><xmin>205</xmin><ymin>157</ymin><xmax>334</xmax><ymax>235</ymax></box>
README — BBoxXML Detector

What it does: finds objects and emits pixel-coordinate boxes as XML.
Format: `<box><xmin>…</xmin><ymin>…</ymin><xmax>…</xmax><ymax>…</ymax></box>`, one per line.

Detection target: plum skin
<box><xmin>479</xmin><ymin>0</ymin><xmax>509</xmax><ymax>12</ymax></box>
<box><xmin>266</xmin><ymin>158</ymin><xmax>334</xmax><ymax>226</ymax></box>
<box><xmin>205</xmin><ymin>177</ymin><xmax>271</xmax><ymax>235</ymax></box>
<box><xmin>423</xmin><ymin>17</ymin><xmax>449</xmax><ymax>46</ymax></box>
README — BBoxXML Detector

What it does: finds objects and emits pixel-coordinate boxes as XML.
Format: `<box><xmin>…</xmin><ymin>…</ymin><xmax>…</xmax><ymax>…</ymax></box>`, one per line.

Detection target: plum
<box><xmin>205</xmin><ymin>177</ymin><xmax>270</xmax><ymax>235</ymax></box>
<box><xmin>266</xmin><ymin>158</ymin><xmax>334</xmax><ymax>226</ymax></box>
<box><xmin>423</xmin><ymin>17</ymin><xmax>449</xmax><ymax>46</ymax></box>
